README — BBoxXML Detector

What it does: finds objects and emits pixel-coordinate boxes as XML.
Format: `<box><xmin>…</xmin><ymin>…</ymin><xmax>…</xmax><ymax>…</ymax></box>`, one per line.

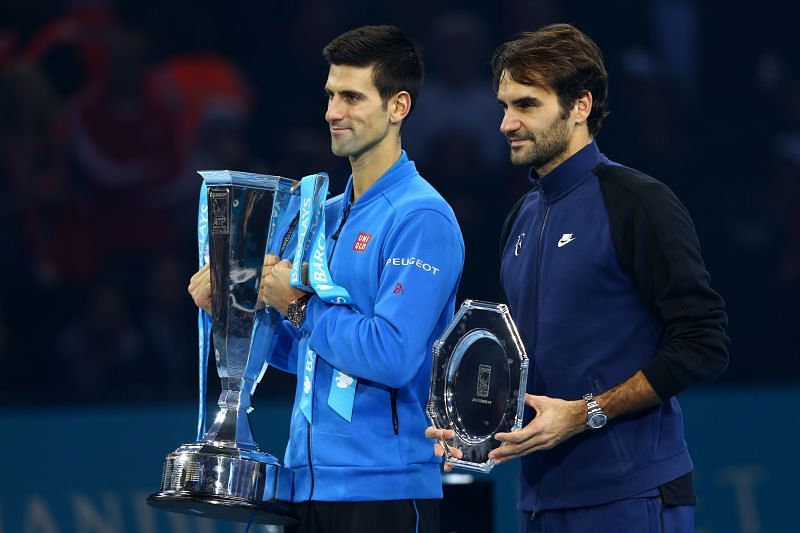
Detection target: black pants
<box><xmin>286</xmin><ymin>499</ymin><xmax>440</xmax><ymax>533</ymax></box>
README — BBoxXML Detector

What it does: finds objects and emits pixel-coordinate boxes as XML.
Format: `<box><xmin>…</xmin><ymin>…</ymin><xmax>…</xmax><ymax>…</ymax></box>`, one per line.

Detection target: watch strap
<box><xmin>288</xmin><ymin>293</ymin><xmax>312</xmax><ymax>327</ymax></box>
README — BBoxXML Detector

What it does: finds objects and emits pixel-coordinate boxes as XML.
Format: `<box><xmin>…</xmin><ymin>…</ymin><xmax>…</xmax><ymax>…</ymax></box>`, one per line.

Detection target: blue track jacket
<box><xmin>261</xmin><ymin>151</ymin><xmax>464</xmax><ymax>502</ymax></box>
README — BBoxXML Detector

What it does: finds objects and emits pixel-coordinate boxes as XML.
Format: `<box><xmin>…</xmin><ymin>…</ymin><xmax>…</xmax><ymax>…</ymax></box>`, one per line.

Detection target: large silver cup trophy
<box><xmin>147</xmin><ymin>171</ymin><xmax>298</xmax><ymax>525</ymax></box>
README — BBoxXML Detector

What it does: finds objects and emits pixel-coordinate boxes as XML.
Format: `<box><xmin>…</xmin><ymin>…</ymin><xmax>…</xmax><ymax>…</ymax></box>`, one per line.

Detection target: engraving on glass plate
<box><xmin>477</xmin><ymin>364</ymin><xmax>491</xmax><ymax>398</ymax></box>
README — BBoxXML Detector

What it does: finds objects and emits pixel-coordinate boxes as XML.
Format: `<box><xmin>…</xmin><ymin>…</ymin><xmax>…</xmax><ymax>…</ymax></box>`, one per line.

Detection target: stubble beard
<box><xmin>509</xmin><ymin>114</ymin><xmax>571</xmax><ymax>170</ymax></box>
<box><xmin>330</xmin><ymin>134</ymin><xmax>354</xmax><ymax>158</ymax></box>
<box><xmin>330</xmin><ymin>120</ymin><xmax>388</xmax><ymax>160</ymax></box>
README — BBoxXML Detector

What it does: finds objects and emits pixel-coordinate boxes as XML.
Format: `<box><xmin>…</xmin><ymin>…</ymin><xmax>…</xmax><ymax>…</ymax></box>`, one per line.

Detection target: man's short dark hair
<box><xmin>323</xmin><ymin>25</ymin><xmax>424</xmax><ymax>114</ymax></box>
<box><xmin>491</xmin><ymin>23</ymin><xmax>609</xmax><ymax>136</ymax></box>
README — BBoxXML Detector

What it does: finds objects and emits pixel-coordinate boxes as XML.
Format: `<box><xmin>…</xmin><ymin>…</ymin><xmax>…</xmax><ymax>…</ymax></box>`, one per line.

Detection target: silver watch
<box><xmin>583</xmin><ymin>393</ymin><xmax>608</xmax><ymax>429</ymax></box>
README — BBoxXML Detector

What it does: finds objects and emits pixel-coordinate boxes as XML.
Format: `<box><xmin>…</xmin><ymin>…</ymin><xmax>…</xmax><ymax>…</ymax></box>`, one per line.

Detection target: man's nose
<box><xmin>500</xmin><ymin>112</ymin><xmax>519</xmax><ymax>135</ymax></box>
<box><xmin>326</xmin><ymin>98</ymin><xmax>344</xmax><ymax>123</ymax></box>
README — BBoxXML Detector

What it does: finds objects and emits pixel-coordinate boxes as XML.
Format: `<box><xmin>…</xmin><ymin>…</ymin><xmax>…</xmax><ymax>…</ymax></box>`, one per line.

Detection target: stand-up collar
<box><xmin>528</xmin><ymin>141</ymin><xmax>603</xmax><ymax>202</ymax></box>
<box><xmin>342</xmin><ymin>150</ymin><xmax>416</xmax><ymax>209</ymax></box>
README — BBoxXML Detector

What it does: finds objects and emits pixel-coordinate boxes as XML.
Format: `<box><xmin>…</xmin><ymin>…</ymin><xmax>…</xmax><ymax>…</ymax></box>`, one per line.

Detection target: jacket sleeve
<box><xmin>301</xmin><ymin>208</ymin><xmax>464</xmax><ymax>388</ymax></box>
<box><xmin>605</xmin><ymin>177</ymin><xmax>730</xmax><ymax>399</ymax></box>
<box><xmin>253</xmin><ymin>311</ymin><xmax>300</xmax><ymax>374</ymax></box>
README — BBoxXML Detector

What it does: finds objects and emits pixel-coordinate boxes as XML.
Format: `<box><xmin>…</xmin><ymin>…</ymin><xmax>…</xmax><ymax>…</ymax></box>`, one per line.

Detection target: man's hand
<box><xmin>488</xmin><ymin>394</ymin><xmax>586</xmax><ymax>464</ymax></box>
<box><xmin>425</xmin><ymin>426</ymin><xmax>463</xmax><ymax>472</ymax></box>
<box><xmin>188</xmin><ymin>264</ymin><xmax>212</xmax><ymax>314</ymax></box>
<box><xmin>258</xmin><ymin>254</ymin><xmax>282</xmax><ymax>310</ymax></box>
<box><xmin>262</xmin><ymin>259</ymin><xmax>307</xmax><ymax>315</ymax></box>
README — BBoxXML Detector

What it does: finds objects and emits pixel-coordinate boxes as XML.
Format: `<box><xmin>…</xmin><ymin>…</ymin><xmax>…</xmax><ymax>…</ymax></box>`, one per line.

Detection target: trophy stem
<box><xmin>201</xmin><ymin>387</ymin><xmax>260</xmax><ymax>451</ymax></box>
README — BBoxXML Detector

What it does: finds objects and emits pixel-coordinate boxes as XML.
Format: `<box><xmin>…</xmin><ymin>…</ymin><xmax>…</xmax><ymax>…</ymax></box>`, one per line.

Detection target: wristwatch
<box><xmin>287</xmin><ymin>293</ymin><xmax>312</xmax><ymax>328</ymax></box>
<box><xmin>583</xmin><ymin>393</ymin><xmax>608</xmax><ymax>430</ymax></box>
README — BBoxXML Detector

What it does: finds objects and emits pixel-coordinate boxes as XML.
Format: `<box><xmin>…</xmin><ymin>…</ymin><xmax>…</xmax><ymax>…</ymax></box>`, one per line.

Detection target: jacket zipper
<box><xmin>531</xmin><ymin>201</ymin><xmax>550</xmax><ymax>361</ymax></box>
<box><xmin>306</xmin><ymin>200</ymin><xmax>352</xmax><ymax>500</ymax></box>
<box><xmin>306</xmin><ymin>419</ymin><xmax>315</xmax><ymax>499</ymax></box>
<box><xmin>280</xmin><ymin>213</ymin><xmax>300</xmax><ymax>256</ymax></box>
<box><xmin>331</xmin><ymin>202</ymin><xmax>351</xmax><ymax>245</ymax></box>
<box><xmin>530</xmin><ymin>198</ymin><xmax>550</xmax><ymax>514</ymax></box>
<box><xmin>329</xmin><ymin>202</ymin><xmax>399</xmax><ymax>437</ymax></box>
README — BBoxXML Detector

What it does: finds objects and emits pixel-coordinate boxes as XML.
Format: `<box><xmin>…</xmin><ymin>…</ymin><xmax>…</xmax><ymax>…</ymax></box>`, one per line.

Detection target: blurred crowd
<box><xmin>0</xmin><ymin>0</ymin><xmax>797</xmax><ymax>406</ymax></box>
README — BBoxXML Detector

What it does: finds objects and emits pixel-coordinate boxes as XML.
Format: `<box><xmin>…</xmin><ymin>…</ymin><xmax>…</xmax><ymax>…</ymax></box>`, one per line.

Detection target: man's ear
<box><xmin>573</xmin><ymin>91</ymin><xmax>593</xmax><ymax>125</ymax></box>
<box><xmin>389</xmin><ymin>91</ymin><xmax>412</xmax><ymax>124</ymax></box>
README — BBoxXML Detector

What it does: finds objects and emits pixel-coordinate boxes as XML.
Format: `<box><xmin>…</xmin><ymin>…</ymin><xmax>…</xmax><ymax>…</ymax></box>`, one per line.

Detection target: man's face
<box><xmin>497</xmin><ymin>71</ymin><xmax>573</xmax><ymax>168</ymax></box>
<box><xmin>324</xmin><ymin>64</ymin><xmax>392</xmax><ymax>160</ymax></box>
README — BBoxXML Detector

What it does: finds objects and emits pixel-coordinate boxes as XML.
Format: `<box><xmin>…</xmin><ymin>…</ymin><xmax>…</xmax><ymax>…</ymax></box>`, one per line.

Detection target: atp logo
<box><xmin>393</xmin><ymin>282</ymin><xmax>404</xmax><ymax>295</ymax></box>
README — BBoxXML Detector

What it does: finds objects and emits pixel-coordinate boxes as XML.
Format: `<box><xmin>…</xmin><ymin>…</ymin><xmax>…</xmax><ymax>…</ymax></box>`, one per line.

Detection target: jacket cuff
<box><xmin>300</xmin><ymin>295</ymin><xmax>332</xmax><ymax>335</ymax></box>
<box><xmin>641</xmin><ymin>358</ymin><xmax>686</xmax><ymax>401</ymax></box>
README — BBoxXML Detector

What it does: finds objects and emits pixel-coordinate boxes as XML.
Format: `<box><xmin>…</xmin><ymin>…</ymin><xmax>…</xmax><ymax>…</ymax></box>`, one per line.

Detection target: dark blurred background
<box><xmin>1</xmin><ymin>0</ymin><xmax>797</xmax><ymax>407</ymax></box>
<box><xmin>0</xmin><ymin>0</ymin><xmax>798</xmax><ymax>531</ymax></box>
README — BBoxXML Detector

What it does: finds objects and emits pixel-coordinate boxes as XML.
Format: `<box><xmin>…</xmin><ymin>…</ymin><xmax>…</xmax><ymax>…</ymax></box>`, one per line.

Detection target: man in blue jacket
<box><xmin>193</xmin><ymin>26</ymin><xmax>464</xmax><ymax>533</ymax></box>
<box><xmin>430</xmin><ymin>23</ymin><xmax>729</xmax><ymax>533</ymax></box>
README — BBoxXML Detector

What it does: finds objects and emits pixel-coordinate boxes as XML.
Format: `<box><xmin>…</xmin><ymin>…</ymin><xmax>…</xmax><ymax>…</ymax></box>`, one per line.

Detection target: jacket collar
<box><xmin>528</xmin><ymin>141</ymin><xmax>603</xmax><ymax>202</ymax></box>
<box><xmin>342</xmin><ymin>150</ymin><xmax>416</xmax><ymax>209</ymax></box>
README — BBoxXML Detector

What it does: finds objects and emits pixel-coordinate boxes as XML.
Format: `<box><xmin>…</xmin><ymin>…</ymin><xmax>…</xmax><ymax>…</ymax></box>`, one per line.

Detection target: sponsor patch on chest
<box><xmin>353</xmin><ymin>232</ymin><xmax>373</xmax><ymax>252</ymax></box>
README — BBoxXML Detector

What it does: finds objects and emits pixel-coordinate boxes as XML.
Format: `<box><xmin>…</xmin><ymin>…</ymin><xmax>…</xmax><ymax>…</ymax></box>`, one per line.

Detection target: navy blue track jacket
<box><xmin>500</xmin><ymin>141</ymin><xmax>729</xmax><ymax>512</ymax></box>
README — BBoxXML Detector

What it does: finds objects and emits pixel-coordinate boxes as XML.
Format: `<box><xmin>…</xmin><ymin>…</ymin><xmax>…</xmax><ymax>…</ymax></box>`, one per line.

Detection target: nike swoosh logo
<box><xmin>557</xmin><ymin>237</ymin><xmax>575</xmax><ymax>247</ymax></box>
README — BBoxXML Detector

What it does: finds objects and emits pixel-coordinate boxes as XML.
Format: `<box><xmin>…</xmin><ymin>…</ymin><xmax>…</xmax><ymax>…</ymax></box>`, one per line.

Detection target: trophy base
<box><xmin>148</xmin><ymin>443</ymin><xmax>295</xmax><ymax>525</ymax></box>
<box><xmin>147</xmin><ymin>492</ymin><xmax>296</xmax><ymax>525</ymax></box>
<box><xmin>445</xmin><ymin>455</ymin><xmax>496</xmax><ymax>474</ymax></box>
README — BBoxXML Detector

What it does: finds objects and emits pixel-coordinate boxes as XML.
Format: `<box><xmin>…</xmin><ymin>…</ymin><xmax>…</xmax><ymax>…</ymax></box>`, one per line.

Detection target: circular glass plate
<box><xmin>447</xmin><ymin>331</ymin><xmax>510</xmax><ymax>443</ymax></box>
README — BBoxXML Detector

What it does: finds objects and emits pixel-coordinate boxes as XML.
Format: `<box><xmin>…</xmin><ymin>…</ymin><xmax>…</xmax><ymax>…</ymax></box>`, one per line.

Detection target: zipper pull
<box><xmin>331</xmin><ymin>203</ymin><xmax>351</xmax><ymax>241</ymax></box>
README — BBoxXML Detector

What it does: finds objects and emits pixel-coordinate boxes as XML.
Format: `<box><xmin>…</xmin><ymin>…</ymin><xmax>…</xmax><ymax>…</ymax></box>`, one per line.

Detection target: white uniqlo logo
<box><xmin>557</xmin><ymin>233</ymin><xmax>576</xmax><ymax>247</ymax></box>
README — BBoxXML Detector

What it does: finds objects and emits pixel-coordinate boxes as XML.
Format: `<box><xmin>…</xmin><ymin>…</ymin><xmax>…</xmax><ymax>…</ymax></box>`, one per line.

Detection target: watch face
<box><xmin>288</xmin><ymin>304</ymin><xmax>300</xmax><ymax>326</ymax></box>
<box><xmin>588</xmin><ymin>412</ymin><xmax>608</xmax><ymax>429</ymax></box>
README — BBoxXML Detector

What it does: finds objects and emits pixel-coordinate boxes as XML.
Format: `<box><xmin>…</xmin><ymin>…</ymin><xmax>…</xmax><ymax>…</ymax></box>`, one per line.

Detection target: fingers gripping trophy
<box><xmin>147</xmin><ymin>170</ymin><xmax>319</xmax><ymax>525</ymax></box>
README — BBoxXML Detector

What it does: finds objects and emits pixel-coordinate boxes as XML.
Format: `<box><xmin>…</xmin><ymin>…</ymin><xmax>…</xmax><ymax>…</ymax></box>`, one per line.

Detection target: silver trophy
<box><xmin>427</xmin><ymin>300</ymin><xmax>529</xmax><ymax>473</ymax></box>
<box><xmin>148</xmin><ymin>171</ymin><xmax>299</xmax><ymax>525</ymax></box>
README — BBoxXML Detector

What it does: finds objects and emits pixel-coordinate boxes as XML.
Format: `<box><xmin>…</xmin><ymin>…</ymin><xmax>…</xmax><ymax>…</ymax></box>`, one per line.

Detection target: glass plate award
<box><xmin>427</xmin><ymin>300</ymin><xmax>529</xmax><ymax>473</ymax></box>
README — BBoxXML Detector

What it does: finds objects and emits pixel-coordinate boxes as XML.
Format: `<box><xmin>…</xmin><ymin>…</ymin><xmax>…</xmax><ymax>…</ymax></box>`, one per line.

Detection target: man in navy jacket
<box><xmin>432</xmin><ymin>23</ymin><xmax>728</xmax><ymax>533</ymax></box>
